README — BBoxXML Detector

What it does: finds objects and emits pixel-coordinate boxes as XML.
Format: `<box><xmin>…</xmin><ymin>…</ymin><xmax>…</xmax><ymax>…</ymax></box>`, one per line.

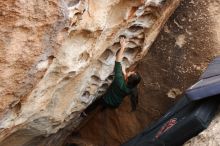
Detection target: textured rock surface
<box><xmin>0</xmin><ymin>0</ymin><xmax>182</xmax><ymax>146</ymax></box>
<box><xmin>70</xmin><ymin>0</ymin><xmax>220</xmax><ymax>146</ymax></box>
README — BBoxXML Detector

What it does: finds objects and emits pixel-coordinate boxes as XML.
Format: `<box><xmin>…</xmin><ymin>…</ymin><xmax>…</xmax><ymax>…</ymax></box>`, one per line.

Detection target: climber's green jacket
<box><xmin>103</xmin><ymin>61</ymin><xmax>132</xmax><ymax>107</ymax></box>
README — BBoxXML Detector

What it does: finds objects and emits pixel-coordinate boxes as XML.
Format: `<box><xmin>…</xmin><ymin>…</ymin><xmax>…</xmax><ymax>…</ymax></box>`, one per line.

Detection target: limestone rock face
<box><xmin>0</xmin><ymin>0</ymin><xmax>181</xmax><ymax>146</ymax></box>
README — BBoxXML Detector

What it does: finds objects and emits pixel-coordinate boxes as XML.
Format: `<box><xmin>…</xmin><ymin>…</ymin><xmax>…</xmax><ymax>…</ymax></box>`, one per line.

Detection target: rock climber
<box><xmin>84</xmin><ymin>37</ymin><xmax>142</xmax><ymax>115</ymax></box>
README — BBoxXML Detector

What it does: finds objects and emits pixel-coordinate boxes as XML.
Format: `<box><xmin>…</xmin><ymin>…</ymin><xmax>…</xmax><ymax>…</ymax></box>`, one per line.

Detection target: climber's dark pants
<box><xmin>84</xmin><ymin>97</ymin><xmax>110</xmax><ymax>114</ymax></box>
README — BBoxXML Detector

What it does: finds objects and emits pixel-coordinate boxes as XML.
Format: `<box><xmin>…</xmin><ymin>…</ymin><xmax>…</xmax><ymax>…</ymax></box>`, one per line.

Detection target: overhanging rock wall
<box><xmin>68</xmin><ymin>0</ymin><xmax>220</xmax><ymax>146</ymax></box>
<box><xmin>0</xmin><ymin>0</ymin><xmax>181</xmax><ymax>146</ymax></box>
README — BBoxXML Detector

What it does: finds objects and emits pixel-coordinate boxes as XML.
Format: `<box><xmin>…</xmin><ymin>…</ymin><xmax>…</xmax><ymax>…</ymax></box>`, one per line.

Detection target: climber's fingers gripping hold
<box><xmin>120</xmin><ymin>37</ymin><xmax>128</xmax><ymax>50</ymax></box>
<box><xmin>116</xmin><ymin>37</ymin><xmax>128</xmax><ymax>62</ymax></box>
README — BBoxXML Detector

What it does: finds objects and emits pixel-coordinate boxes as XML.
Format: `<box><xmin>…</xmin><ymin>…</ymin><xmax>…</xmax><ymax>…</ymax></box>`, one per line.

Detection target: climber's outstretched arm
<box><xmin>116</xmin><ymin>37</ymin><xmax>128</xmax><ymax>62</ymax></box>
<box><xmin>114</xmin><ymin>37</ymin><xmax>128</xmax><ymax>87</ymax></box>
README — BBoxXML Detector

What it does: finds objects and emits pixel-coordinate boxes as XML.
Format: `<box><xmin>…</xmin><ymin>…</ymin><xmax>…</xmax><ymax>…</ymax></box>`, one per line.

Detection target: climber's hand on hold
<box><xmin>116</xmin><ymin>37</ymin><xmax>128</xmax><ymax>62</ymax></box>
<box><xmin>120</xmin><ymin>37</ymin><xmax>128</xmax><ymax>49</ymax></box>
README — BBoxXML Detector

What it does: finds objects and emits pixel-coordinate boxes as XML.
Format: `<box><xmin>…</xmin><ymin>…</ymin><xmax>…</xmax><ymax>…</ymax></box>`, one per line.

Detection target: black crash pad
<box><xmin>186</xmin><ymin>56</ymin><xmax>220</xmax><ymax>101</ymax></box>
<box><xmin>121</xmin><ymin>96</ymin><xmax>219</xmax><ymax>146</ymax></box>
